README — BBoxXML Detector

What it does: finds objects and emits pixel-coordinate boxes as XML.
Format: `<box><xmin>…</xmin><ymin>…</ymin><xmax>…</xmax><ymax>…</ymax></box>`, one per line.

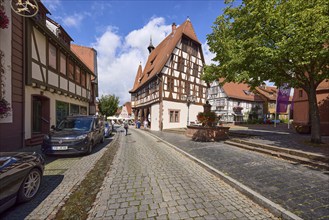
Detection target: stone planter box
<box><xmin>185</xmin><ymin>125</ymin><xmax>230</xmax><ymax>142</ymax></box>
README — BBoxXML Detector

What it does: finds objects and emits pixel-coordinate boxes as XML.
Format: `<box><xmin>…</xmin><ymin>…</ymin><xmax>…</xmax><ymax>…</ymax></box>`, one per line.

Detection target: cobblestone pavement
<box><xmin>88</xmin><ymin>128</ymin><xmax>278</xmax><ymax>220</ymax></box>
<box><xmin>0</xmin><ymin>137</ymin><xmax>116</xmax><ymax>220</ymax></box>
<box><xmin>148</xmin><ymin>129</ymin><xmax>329</xmax><ymax>220</ymax></box>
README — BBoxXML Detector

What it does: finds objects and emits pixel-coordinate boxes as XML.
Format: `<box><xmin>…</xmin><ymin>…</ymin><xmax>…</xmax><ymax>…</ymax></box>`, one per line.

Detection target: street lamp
<box><xmin>182</xmin><ymin>94</ymin><xmax>196</xmax><ymax>126</ymax></box>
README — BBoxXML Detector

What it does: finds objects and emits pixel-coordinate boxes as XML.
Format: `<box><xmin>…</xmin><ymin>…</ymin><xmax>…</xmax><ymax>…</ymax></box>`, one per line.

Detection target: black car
<box><xmin>42</xmin><ymin>115</ymin><xmax>105</xmax><ymax>155</ymax></box>
<box><xmin>0</xmin><ymin>152</ymin><xmax>45</xmax><ymax>214</ymax></box>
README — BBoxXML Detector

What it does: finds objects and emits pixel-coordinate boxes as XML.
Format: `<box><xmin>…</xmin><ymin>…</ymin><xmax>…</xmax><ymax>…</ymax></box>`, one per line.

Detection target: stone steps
<box><xmin>224</xmin><ymin>139</ymin><xmax>329</xmax><ymax>171</ymax></box>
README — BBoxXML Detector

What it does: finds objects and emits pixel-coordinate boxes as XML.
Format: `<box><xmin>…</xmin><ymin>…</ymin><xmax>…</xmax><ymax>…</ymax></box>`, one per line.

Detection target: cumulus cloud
<box><xmin>62</xmin><ymin>13</ymin><xmax>85</xmax><ymax>28</ymax></box>
<box><xmin>202</xmin><ymin>43</ymin><xmax>216</xmax><ymax>65</ymax></box>
<box><xmin>42</xmin><ymin>0</ymin><xmax>61</xmax><ymax>11</ymax></box>
<box><xmin>93</xmin><ymin>17</ymin><xmax>172</xmax><ymax>105</ymax></box>
<box><xmin>93</xmin><ymin>17</ymin><xmax>215</xmax><ymax>105</ymax></box>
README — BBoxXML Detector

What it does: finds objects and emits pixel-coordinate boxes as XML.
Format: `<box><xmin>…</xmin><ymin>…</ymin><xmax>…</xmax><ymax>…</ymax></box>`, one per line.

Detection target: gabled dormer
<box><xmin>46</xmin><ymin>17</ymin><xmax>73</xmax><ymax>47</ymax></box>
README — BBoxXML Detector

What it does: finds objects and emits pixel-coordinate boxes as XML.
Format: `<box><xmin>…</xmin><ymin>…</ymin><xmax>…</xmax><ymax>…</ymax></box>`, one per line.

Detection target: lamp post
<box><xmin>183</xmin><ymin>94</ymin><xmax>195</xmax><ymax>126</ymax></box>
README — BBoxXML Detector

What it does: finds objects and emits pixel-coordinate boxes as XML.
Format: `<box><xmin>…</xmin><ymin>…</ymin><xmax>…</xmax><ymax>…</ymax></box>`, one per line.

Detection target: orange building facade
<box><xmin>293</xmin><ymin>80</ymin><xmax>329</xmax><ymax>135</ymax></box>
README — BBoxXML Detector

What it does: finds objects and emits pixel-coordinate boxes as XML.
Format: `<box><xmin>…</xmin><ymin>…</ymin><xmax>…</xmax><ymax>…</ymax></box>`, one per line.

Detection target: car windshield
<box><xmin>58</xmin><ymin>118</ymin><xmax>92</xmax><ymax>131</ymax></box>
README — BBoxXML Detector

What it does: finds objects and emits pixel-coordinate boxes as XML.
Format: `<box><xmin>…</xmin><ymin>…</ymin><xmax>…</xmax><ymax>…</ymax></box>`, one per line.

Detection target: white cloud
<box><xmin>42</xmin><ymin>0</ymin><xmax>61</xmax><ymax>11</ymax></box>
<box><xmin>62</xmin><ymin>13</ymin><xmax>84</xmax><ymax>28</ymax></box>
<box><xmin>93</xmin><ymin>17</ymin><xmax>217</xmax><ymax>106</ymax></box>
<box><xmin>93</xmin><ymin>17</ymin><xmax>171</xmax><ymax>105</ymax></box>
<box><xmin>202</xmin><ymin>43</ymin><xmax>216</xmax><ymax>65</ymax></box>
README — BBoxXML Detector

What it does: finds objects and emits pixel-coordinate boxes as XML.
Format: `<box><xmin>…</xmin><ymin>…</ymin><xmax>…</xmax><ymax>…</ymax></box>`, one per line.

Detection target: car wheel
<box><xmin>17</xmin><ymin>168</ymin><xmax>42</xmax><ymax>203</ymax></box>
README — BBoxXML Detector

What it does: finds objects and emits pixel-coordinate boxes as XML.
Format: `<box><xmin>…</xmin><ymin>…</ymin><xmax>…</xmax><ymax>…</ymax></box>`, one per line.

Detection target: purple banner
<box><xmin>276</xmin><ymin>83</ymin><xmax>291</xmax><ymax>113</ymax></box>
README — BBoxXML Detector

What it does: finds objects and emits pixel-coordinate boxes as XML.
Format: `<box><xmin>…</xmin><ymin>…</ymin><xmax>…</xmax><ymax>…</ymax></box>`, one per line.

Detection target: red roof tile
<box><xmin>219</xmin><ymin>79</ymin><xmax>263</xmax><ymax>102</ymax></box>
<box><xmin>255</xmin><ymin>86</ymin><xmax>277</xmax><ymax>101</ymax></box>
<box><xmin>130</xmin><ymin>19</ymin><xmax>201</xmax><ymax>92</ymax></box>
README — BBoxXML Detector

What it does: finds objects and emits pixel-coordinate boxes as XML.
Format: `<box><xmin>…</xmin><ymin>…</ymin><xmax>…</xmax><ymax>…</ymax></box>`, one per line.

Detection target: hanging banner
<box><xmin>276</xmin><ymin>83</ymin><xmax>291</xmax><ymax>113</ymax></box>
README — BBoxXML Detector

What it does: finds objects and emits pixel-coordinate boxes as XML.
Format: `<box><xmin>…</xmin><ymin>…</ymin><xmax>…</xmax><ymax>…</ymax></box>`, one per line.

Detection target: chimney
<box><xmin>172</xmin><ymin>22</ymin><xmax>177</xmax><ymax>33</ymax></box>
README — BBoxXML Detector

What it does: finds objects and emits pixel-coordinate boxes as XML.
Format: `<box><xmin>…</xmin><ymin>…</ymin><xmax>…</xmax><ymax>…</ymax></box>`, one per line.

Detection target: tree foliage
<box><xmin>98</xmin><ymin>94</ymin><xmax>119</xmax><ymax>118</ymax></box>
<box><xmin>203</xmin><ymin>0</ymin><xmax>329</xmax><ymax>143</ymax></box>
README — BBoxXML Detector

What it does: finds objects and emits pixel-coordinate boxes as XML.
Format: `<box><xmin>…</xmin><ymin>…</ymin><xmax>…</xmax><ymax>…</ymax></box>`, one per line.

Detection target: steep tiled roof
<box><xmin>123</xmin><ymin>102</ymin><xmax>132</xmax><ymax>115</ymax></box>
<box><xmin>219</xmin><ymin>79</ymin><xmax>263</xmax><ymax>102</ymax></box>
<box><xmin>132</xmin><ymin>63</ymin><xmax>143</xmax><ymax>93</ymax></box>
<box><xmin>317</xmin><ymin>79</ymin><xmax>329</xmax><ymax>91</ymax></box>
<box><xmin>71</xmin><ymin>44</ymin><xmax>96</xmax><ymax>74</ymax></box>
<box><xmin>255</xmin><ymin>86</ymin><xmax>277</xmax><ymax>101</ymax></box>
<box><xmin>130</xmin><ymin>19</ymin><xmax>201</xmax><ymax>92</ymax></box>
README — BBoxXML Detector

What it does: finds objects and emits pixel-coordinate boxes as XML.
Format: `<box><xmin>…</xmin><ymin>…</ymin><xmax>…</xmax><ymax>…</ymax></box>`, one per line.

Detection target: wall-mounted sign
<box><xmin>10</xmin><ymin>0</ymin><xmax>38</xmax><ymax>17</ymax></box>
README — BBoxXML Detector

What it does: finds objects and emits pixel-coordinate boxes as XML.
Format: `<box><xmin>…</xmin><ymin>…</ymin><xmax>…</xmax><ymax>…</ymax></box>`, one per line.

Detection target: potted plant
<box><xmin>0</xmin><ymin>7</ymin><xmax>9</xmax><ymax>29</ymax></box>
<box><xmin>0</xmin><ymin>97</ymin><xmax>11</xmax><ymax>118</ymax></box>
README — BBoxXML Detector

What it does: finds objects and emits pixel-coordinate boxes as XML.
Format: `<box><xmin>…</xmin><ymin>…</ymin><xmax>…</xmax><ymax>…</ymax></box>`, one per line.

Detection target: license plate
<box><xmin>52</xmin><ymin>146</ymin><xmax>68</xmax><ymax>150</ymax></box>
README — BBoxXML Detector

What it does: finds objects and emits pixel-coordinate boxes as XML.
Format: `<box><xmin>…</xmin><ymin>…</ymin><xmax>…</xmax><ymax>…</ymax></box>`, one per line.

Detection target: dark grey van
<box><xmin>41</xmin><ymin>115</ymin><xmax>105</xmax><ymax>155</ymax></box>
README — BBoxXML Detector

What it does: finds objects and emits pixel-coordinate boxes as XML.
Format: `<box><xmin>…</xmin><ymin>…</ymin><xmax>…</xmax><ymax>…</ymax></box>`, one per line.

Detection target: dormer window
<box><xmin>147</xmin><ymin>67</ymin><xmax>154</xmax><ymax>77</ymax></box>
<box><xmin>243</xmin><ymin>90</ymin><xmax>250</xmax><ymax>95</ymax></box>
<box><xmin>150</xmin><ymin>55</ymin><xmax>157</xmax><ymax>65</ymax></box>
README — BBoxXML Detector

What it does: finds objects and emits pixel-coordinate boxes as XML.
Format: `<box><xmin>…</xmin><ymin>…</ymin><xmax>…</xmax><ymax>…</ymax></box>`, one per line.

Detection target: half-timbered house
<box><xmin>130</xmin><ymin>19</ymin><xmax>207</xmax><ymax>130</ymax></box>
<box><xmin>207</xmin><ymin>80</ymin><xmax>264</xmax><ymax>123</ymax></box>
<box><xmin>0</xmin><ymin>0</ymin><xmax>25</xmax><ymax>150</ymax></box>
<box><xmin>0</xmin><ymin>1</ymin><xmax>98</xmax><ymax>149</ymax></box>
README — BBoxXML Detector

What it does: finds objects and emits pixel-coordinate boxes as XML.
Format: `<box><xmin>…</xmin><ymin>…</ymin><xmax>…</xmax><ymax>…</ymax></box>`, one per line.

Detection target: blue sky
<box><xmin>42</xmin><ymin>0</ymin><xmax>229</xmax><ymax>105</ymax></box>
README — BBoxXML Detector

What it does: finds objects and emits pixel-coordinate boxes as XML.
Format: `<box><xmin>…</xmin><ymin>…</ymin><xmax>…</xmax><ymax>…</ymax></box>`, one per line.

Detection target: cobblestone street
<box><xmin>88</xmin><ymin>128</ymin><xmax>277</xmax><ymax>219</ymax></box>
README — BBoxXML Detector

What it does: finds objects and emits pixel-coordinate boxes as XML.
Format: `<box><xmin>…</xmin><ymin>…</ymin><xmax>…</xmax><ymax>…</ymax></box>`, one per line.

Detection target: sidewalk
<box><xmin>148</xmin><ymin>126</ymin><xmax>329</xmax><ymax>220</ymax></box>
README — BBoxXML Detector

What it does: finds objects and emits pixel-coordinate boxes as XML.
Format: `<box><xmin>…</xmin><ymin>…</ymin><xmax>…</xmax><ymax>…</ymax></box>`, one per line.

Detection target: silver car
<box><xmin>104</xmin><ymin>122</ymin><xmax>112</xmax><ymax>138</ymax></box>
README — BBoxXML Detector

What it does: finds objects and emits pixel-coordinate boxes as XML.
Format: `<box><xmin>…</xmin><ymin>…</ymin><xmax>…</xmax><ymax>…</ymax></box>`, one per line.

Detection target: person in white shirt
<box><xmin>143</xmin><ymin>119</ymin><xmax>148</xmax><ymax>129</ymax></box>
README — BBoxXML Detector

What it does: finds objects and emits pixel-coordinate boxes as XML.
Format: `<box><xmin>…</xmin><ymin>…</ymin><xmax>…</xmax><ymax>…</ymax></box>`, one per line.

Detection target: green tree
<box><xmin>98</xmin><ymin>94</ymin><xmax>119</xmax><ymax>119</ymax></box>
<box><xmin>203</xmin><ymin>0</ymin><xmax>329</xmax><ymax>143</ymax></box>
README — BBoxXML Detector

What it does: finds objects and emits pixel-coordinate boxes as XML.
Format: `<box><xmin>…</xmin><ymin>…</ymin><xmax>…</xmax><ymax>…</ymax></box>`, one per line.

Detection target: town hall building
<box><xmin>130</xmin><ymin>19</ymin><xmax>207</xmax><ymax>131</ymax></box>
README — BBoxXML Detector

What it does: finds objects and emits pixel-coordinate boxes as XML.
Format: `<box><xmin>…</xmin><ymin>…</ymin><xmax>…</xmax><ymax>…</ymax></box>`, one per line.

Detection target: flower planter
<box><xmin>185</xmin><ymin>125</ymin><xmax>230</xmax><ymax>142</ymax></box>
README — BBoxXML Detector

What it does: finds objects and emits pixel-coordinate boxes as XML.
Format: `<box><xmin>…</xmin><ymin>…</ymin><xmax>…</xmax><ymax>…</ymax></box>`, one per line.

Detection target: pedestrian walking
<box><xmin>111</xmin><ymin>120</ymin><xmax>115</xmax><ymax>132</ymax></box>
<box><xmin>143</xmin><ymin>119</ymin><xmax>148</xmax><ymax>129</ymax></box>
<box><xmin>137</xmin><ymin>120</ymin><xmax>141</xmax><ymax>129</ymax></box>
<box><xmin>123</xmin><ymin>120</ymin><xmax>128</xmax><ymax>135</ymax></box>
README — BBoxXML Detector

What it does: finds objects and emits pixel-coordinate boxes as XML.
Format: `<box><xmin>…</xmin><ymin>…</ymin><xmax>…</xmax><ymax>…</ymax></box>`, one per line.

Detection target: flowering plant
<box><xmin>0</xmin><ymin>98</ymin><xmax>11</xmax><ymax>118</ymax></box>
<box><xmin>0</xmin><ymin>8</ymin><xmax>9</xmax><ymax>29</ymax></box>
<box><xmin>233</xmin><ymin>106</ymin><xmax>243</xmax><ymax>112</ymax></box>
<box><xmin>197</xmin><ymin>111</ymin><xmax>219</xmax><ymax>126</ymax></box>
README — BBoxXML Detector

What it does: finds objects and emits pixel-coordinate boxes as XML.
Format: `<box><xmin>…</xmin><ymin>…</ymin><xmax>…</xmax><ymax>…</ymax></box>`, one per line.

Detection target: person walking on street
<box><xmin>111</xmin><ymin>120</ymin><xmax>115</xmax><ymax>132</ymax></box>
<box><xmin>123</xmin><ymin>120</ymin><xmax>129</xmax><ymax>135</ymax></box>
<box><xmin>143</xmin><ymin>119</ymin><xmax>148</xmax><ymax>129</ymax></box>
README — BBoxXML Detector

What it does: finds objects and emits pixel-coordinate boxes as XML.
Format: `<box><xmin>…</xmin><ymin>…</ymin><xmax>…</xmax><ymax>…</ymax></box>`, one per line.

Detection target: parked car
<box><xmin>104</xmin><ymin>122</ymin><xmax>112</xmax><ymax>138</ymax></box>
<box><xmin>0</xmin><ymin>152</ymin><xmax>45</xmax><ymax>214</ymax></box>
<box><xmin>41</xmin><ymin>115</ymin><xmax>105</xmax><ymax>155</ymax></box>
